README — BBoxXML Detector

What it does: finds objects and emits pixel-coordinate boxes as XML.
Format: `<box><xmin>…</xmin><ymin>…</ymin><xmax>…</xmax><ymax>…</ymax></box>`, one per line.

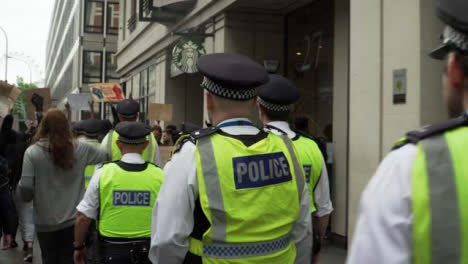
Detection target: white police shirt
<box><xmin>346</xmin><ymin>144</ymin><xmax>417</xmax><ymax>264</ymax></box>
<box><xmin>76</xmin><ymin>153</ymin><xmax>146</xmax><ymax>219</ymax></box>
<box><xmin>265</xmin><ymin>121</ymin><xmax>333</xmax><ymax>217</ymax></box>
<box><xmin>100</xmin><ymin>131</ymin><xmax>162</xmax><ymax>167</ymax></box>
<box><xmin>149</xmin><ymin>118</ymin><xmax>312</xmax><ymax>264</ymax></box>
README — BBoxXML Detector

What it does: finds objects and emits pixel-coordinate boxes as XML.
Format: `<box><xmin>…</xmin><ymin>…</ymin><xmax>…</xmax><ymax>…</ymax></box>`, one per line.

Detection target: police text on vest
<box><xmin>233</xmin><ymin>152</ymin><xmax>292</xmax><ymax>189</ymax></box>
<box><xmin>113</xmin><ymin>190</ymin><xmax>151</xmax><ymax>206</ymax></box>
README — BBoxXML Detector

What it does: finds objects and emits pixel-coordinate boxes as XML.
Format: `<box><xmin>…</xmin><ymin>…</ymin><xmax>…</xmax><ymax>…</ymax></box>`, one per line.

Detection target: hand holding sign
<box><xmin>31</xmin><ymin>92</ymin><xmax>44</xmax><ymax>112</ymax></box>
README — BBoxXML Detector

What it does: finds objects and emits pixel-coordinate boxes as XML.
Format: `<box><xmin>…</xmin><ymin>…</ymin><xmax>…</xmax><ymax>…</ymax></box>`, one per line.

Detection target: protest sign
<box><xmin>24</xmin><ymin>88</ymin><xmax>51</xmax><ymax>119</ymax></box>
<box><xmin>148</xmin><ymin>103</ymin><xmax>173</xmax><ymax>121</ymax></box>
<box><xmin>68</xmin><ymin>94</ymin><xmax>92</xmax><ymax>111</ymax></box>
<box><xmin>90</xmin><ymin>83</ymin><xmax>125</xmax><ymax>102</ymax></box>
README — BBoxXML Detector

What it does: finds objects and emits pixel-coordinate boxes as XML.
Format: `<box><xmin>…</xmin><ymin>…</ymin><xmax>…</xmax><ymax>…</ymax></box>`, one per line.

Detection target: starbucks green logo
<box><xmin>172</xmin><ymin>39</ymin><xmax>206</xmax><ymax>74</ymax></box>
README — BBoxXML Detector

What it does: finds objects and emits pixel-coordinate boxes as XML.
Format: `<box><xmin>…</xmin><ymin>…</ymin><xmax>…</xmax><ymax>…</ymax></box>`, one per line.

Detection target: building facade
<box><xmin>45</xmin><ymin>0</ymin><xmax>120</xmax><ymax>119</ymax></box>
<box><xmin>116</xmin><ymin>0</ymin><xmax>448</xmax><ymax>246</ymax></box>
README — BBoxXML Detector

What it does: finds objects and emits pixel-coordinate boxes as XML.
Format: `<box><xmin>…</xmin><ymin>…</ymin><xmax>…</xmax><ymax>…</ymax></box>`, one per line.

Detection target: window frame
<box><xmin>84</xmin><ymin>0</ymin><xmax>105</xmax><ymax>34</ymax></box>
<box><xmin>105</xmin><ymin>52</ymin><xmax>119</xmax><ymax>83</ymax></box>
<box><xmin>82</xmin><ymin>50</ymin><xmax>103</xmax><ymax>84</ymax></box>
<box><xmin>106</xmin><ymin>2</ymin><xmax>120</xmax><ymax>35</ymax></box>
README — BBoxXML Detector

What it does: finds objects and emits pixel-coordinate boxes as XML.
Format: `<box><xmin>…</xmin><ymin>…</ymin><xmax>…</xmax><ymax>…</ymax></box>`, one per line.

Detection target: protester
<box><xmin>0</xmin><ymin>115</ymin><xmax>36</xmax><ymax>262</ymax></box>
<box><xmin>0</xmin><ymin>149</ymin><xmax>14</xmax><ymax>250</ymax></box>
<box><xmin>0</xmin><ymin>115</ymin><xmax>22</xmax><ymax>251</ymax></box>
<box><xmin>161</xmin><ymin>125</ymin><xmax>177</xmax><ymax>146</ymax></box>
<box><xmin>151</xmin><ymin>125</ymin><xmax>162</xmax><ymax>145</ymax></box>
<box><xmin>18</xmin><ymin>109</ymin><xmax>109</xmax><ymax>264</ymax></box>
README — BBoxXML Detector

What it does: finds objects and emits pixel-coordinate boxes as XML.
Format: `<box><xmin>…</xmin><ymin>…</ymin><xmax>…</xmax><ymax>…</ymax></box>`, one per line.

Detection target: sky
<box><xmin>0</xmin><ymin>0</ymin><xmax>55</xmax><ymax>85</ymax></box>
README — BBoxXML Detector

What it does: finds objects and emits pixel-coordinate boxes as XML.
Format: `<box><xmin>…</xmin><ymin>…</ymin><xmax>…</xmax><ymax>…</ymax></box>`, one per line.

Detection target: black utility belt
<box><xmin>100</xmin><ymin>238</ymin><xmax>150</xmax><ymax>248</ymax></box>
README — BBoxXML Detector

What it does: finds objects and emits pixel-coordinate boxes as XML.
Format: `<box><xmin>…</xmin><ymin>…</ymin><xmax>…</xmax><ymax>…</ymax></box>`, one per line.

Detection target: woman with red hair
<box><xmin>18</xmin><ymin>109</ymin><xmax>109</xmax><ymax>264</ymax></box>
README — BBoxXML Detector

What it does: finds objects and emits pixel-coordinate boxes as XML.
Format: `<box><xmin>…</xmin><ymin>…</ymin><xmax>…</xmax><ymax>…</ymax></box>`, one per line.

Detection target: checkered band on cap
<box><xmin>443</xmin><ymin>25</ymin><xmax>468</xmax><ymax>52</ymax></box>
<box><xmin>118</xmin><ymin>135</ymin><xmax>148</xmax><ymax>145</ymax></box>
<box><xmin>201</xmin><ymin>77</ymin><xmax>257</xmax><ymax>100</ymax></box>
<box><xmin>257</xmin><ymin>97</ymin><xmax>294</xmax><ymax>112</ymax></box>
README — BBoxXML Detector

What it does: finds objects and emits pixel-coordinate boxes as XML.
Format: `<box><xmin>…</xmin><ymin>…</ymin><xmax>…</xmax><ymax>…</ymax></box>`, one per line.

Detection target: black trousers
<box><xmin>99</xmin><ymin>240</ymin><xmax>151</xmax><ymax>264</ymax></box>
<box><xmin>37</xmin><ymin>225</ymin><xmax>75</xmax><ymax>264</ymax></box>
<box><xmin>0</xmin><ymin>183</ymin><xmax>17</xmax><ymax>237</ymax></box>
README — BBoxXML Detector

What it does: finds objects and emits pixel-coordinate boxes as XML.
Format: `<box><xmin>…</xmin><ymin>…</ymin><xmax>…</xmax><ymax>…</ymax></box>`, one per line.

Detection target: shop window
<box><xmin>107</xmin><ymin>2</ymin><xmax>120</xmax><ymax>35</ymax></box>
<box><xmin>105</xmin><ymin>52</ymin><xmax>119</xmax><ymax>82</ymax></box>
<box><xmin>85</xmin><ymin>1</ymin><xmax>104</xmax><ymax>33</ymax></box>
<box><xmin>83</xmin><ymin>51</ymin><xmax>103</xmax><ymax>83</ymax></box>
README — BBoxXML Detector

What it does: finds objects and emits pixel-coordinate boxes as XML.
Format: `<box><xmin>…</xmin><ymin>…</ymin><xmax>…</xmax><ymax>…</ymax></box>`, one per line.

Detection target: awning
<box><xmin>153</xmin><ymin>0</ymin><xmax>194</xmax><ymax>8</ymax></box>
<box><xmin>140</xmin><ymin>0</ymin><xmax>195</xmax><ymax>23</ymax></box>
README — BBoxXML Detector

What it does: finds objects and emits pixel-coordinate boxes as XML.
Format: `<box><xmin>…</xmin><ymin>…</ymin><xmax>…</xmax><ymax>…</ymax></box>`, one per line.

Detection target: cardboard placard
<box><xmin>0</xmin><ymin>96</ymin><xmax>13</xmax><ymax>118</ymax></box>
<box><xmin>159</xmin><ymin>146</ymin><xmax>173</xmax><ymax>167</ymax></box>
<box><xmin>148</xmin><ymin>103</ymin><xmax>173</xmax><ymax>121</ymax></box>
<box><xmin>24</xmin><ymin>88</ymin><xmax>51</xmax><ymax>119</ymax></box>
<box><xmin>89</xmin><ymin>83</ymin><xmax>125</xmax><ymax>102</ymax></box>
<box><xmin>0</xmin><ymin>81</ymin><xmax>22</xmax><ymax>102</ymax></box>
<box><xmin>68</xmin><ymin>93</ymin><xmax>92</xmax><ymax>111</ymax></box>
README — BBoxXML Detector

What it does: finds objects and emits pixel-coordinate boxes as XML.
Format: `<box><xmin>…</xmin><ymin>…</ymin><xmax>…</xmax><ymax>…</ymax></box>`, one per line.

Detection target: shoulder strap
<box><xmin>291</xmin><ymin>128</ymin><xmax>328</xmax><ymax>161</ymax></box>
<box><xmin>264</xmin><ymin>124</ymin><xmax>288</xmax><ymax>136</ymax></box>
<box><xmin>190</xmin><ymin>127</ymin><xmax>220</xmax><ymax>140</ymax></box>
<box><xmin>393</xmin><ymin>114</ymin><xmax>468</xmax><ymax>150</ymax></box>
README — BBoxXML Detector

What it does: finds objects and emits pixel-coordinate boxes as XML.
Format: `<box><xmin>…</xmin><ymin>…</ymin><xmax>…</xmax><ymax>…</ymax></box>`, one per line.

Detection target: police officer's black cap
<box><xmin>80</xmin><ymin>119</ymin><xmax>106</xmax><ymax>137</ymax></box>
<box><xmin>115</xmin><ymin>121</ymin><xmax>150</xmax><ymax>145</ymax></box>
<box><xmin>430</xmin><ymin>0</ymin><xmax>468</xmax><ymax>59</ymax></box>
<box><xmin>116</xmin><ymin>99</ymin><xmax>140</xmax><ymax>118</ymax></box>
<box><xmin>71</xmin><ymin>122</ymin><xmax>82</xmax><ymax>134</ymax></box>
<box><xmin>196</xmin><ymin>53</ymin><xmax>269</xmax><ymax>101</ymax></box>
<box><xmin>257</xmin><ymin>74</ymin><xmax>299</xmax><ymax>112</ymax></box>
<box><xmin>100</xmin><ymin>120</ymin><xmax>113</xmax><ymax>134</ymax></box>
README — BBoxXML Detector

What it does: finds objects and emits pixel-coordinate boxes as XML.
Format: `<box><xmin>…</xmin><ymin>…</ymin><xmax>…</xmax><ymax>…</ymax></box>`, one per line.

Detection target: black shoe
<box><xmin>23</xmin><ymin>247</ymin><xmax>33</xmax><ymax>262</ymax></box>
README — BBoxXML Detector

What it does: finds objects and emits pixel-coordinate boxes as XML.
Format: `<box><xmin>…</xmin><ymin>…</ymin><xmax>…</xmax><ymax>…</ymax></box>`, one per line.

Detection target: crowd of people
<box><xmin>0</xmin><ymin>53</ymin><xmax>333</xmax><ymax>264</ymax></box>
<box><xmin>1</xmin><ymin>1</ymin><xmax>467</xmax><ymax>263</ymax></box>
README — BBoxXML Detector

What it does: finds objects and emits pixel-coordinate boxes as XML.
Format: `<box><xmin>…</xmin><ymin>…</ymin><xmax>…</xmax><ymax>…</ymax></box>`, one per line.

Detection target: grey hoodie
<box><xmin>19</xmin><ymin>139</ymin><xmax>108</xmax><ymax>232</ymax></box>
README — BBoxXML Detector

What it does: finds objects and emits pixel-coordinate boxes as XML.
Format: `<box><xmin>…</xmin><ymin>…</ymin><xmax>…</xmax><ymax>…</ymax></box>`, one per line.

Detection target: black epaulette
<box><xmin>393</xmin><ymin>114</ymin><xmax>468</xmax><ymax>150</ymax></box>
<box><xmin>96</xmin><ymin>160</ymin><xmax>118</xmax><ymax>169</ymax></box>
<box><xmin>291</xmin><ymin>128</ymin><xmax>318</xmax><ymax>142</ymax></box>
<box><xmin>292</xmin><ymin>128</ymin><xmax>328</xmax><ymax>161</ymax></box>
<box><xmin>172</xmin><ymin>127</ymin><xmax>220</xmax><ymax>155</ymax></box>
<box><xmin>190</xmin><ymin>126</ymin><xmax>219</xmax><ymax>139</ymax></box>
<box><xmin>172</xmin><ymin>136</ymin><xmax>194</xmax><ymax>155</ymax></box>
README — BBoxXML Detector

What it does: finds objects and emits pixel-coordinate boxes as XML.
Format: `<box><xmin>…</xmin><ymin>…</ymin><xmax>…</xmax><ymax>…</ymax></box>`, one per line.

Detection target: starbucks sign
<box><xmin>171</xmin><ymin>38</ymin><xmax>206</xmax><ymax>74</ymax></box>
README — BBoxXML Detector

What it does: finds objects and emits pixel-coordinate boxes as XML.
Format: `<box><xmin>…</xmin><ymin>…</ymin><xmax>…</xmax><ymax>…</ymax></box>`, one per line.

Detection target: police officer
<box><xmin>75</xmin><ymin>119</ymin><xmax>106</xmax><ymax>189</ymax></box>
<box><xmin>256</xmin><ymin>74</ymin><xmax>333</xmax><ymax>260</ymax></box>
<box><xmin>74</xmin><ymin>122</ymin><xmax>164</xmax><ymax>264</ymax></box>
<box><xmin>347</xmin><ymin>0</ymin><xmax>468</xmax><ymax>262</ymax></box>
<box><xmin>101</xmin><ymin>99</ymin><xmax>161</xmax><ymax>166</ymax></box>
<box><xmin>149</xmin><ymin>53</ymin><xmax>312</xmax><ymax>264</ymax></box>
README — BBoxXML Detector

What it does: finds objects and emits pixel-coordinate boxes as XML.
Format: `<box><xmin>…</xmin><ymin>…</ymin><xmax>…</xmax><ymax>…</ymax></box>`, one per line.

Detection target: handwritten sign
<box><xmin>89</xmin><ymin>83</ymin><xmax>125</xmax><ymax>102</ymax></box>
<box><xmin>24</xmin><ymin>88</ymin><xmax>51</xmax><ymax>119</ymax></box>
<box><xmin>148</xmin><ymin>103</ymin><xmax>173</xmax><ymax>121</ymax></box>
<box><xmin>0</xmin><ymin>81</ymin><xmax>21</xmax><ymax>102</ymax></box>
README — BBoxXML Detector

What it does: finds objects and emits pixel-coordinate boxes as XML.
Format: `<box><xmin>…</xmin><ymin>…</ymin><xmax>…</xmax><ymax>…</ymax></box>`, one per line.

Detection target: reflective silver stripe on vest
<box><xmin>147</xmin><ymin>134</ymin><xmax>153</xmax><ymax>162</ymax></box>
<box><xmin>203</xmin><ymin>234</ymin><xmax>290</xmax><ymax>259</ymax></box>
<box><xmin>421</xmin><ymin>135</ymin><xmax>461</xmax><ymax>263</ymax></box>
<box><xmin>279</xmin><ymin>135</ymin><xmax>305</xmax><ymax>201</ymax></box>
<box><xmin>107</xmin><ymin>130</ymin><xmax>114</xmax><ymax>158</ymax></box>
<box><xmin>198</xmin><ymin>137</ymin><xmax>227</xmax><ymax>242</ymax></box>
